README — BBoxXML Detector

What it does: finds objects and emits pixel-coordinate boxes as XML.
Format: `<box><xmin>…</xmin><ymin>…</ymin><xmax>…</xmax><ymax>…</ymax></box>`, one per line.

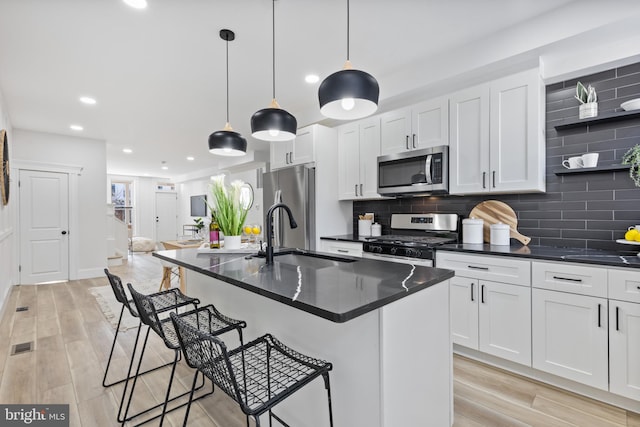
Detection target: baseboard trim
<box><xmin>76</xmin><ymin>267</ymin><xmax>107</xmax><ymax>280</ymax></box>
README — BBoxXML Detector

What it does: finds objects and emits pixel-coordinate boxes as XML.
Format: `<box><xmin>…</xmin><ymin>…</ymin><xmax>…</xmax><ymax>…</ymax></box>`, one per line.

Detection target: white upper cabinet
<box><xmin>270</xmin><ymin>125</ymin><xmax>316</xmax><ymax>170</ymax></box>
<box><xmin>380</xmin><ymin>97</ymin><xmax>448</xmax><ymax>156</ymax></box>
<box><xmin>449</xmin><ymin>68</ymin><xmax>545</xmax><ymax>195</ymax></box>
<box><xmin>338</xmin><ymin>118</ymin><xmax>383</xmax><ymax>200</ymax></box>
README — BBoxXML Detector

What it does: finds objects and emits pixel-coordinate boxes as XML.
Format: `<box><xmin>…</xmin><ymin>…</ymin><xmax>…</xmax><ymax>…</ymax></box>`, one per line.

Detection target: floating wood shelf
<box><xmin>554</xmin><ymin>164</ymin><xmax>631</xmax><ymax>175</ymax></box>
<box><xmin>554</xmin><ymin>109</ymin><xmax>640</xmax><ymax>131</ymax></box>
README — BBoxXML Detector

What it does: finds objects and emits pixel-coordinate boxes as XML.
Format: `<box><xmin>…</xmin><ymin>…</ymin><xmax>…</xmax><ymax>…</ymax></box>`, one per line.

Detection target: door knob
<box><xmin>61</xmin><ymin>230</ymin><xmax>67</xmax><ymax>235</ymax></box>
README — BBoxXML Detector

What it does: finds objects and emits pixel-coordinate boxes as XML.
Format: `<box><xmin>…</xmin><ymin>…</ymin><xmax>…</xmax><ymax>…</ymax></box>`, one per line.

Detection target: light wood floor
<box><xmin>0</xmin><ymin>253</ymin><xmax>639</xmax><ymax>426</ymax></box>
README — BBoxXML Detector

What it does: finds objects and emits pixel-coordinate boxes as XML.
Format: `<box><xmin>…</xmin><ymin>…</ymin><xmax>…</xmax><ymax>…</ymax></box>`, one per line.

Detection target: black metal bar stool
<box><xmin>102</xmin><ymin>268</ymin><xmax>198</xmax><ymax>388</ymax></box>
<box><xmin>122</xmin><ymin>283</ymin><xmax>246</xmax><ymax>427</ymax></box>
<box><xmin>170</xmin><ymin>310</ymin><xmax>334</xmax><ymax>427</ymax></box>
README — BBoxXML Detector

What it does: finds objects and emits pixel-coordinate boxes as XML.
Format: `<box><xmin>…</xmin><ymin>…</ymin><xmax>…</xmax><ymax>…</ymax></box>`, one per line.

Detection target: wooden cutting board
<box><xmin>469</xmin><ymin>200</ymin><xmax>531</xmax><ymax>245</ymax></box>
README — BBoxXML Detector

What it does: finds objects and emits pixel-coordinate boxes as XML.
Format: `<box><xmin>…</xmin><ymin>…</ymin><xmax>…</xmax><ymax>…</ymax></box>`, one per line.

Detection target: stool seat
<box><xmin>171</xmin><ymin>311</ymin><xmax>334</xmax><ymax>427</ymax></box>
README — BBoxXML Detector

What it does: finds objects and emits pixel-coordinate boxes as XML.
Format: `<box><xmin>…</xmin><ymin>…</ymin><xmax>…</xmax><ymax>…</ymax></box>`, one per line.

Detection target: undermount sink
<box><xmin>273</xmin><ymin>251</ymin><xmax>356</xmax><ymax>269</ymax></box>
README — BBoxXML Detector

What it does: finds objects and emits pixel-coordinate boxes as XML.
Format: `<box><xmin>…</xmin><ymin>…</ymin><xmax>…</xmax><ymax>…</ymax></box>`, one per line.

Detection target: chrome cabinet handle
<box><xmin>616</xmin><ymin>306</ymin><xmax>620</xmax><ymax>331</ymax></box>
<box><xmin>481</xmin><ymin>284</ymin><xmax>485</xmax><ymax>304</ymax></box>
<box><xmin>285</xmin><ymin>152</ymin><xmax>289</xmax><ymax>164</ymax></box>
<box><xmin>355</xmin><ymin>184</ymin><xmax>359</xmax><ymax>197</ymax></box>
<box><xmin>482</xmin><ymin>172</ymin><xmax>486</xmax><ymax>189</ymax></box>
<box><xmin>406</xmin><ymin>135</ymin><xmax>409</xmax><ymax>149</ymax></box>
<box><xmin>412</xmin><ymin>134</ymin><xmax>416</xmax><ymax>148</ymax></box>
<box><xmin>468</xmin><ymin>265</ymin><xmax>489</xmax><ymax>271</ymax></box>
<box><xmin>470</xmin><ymin>282</ymin><xmax>474</xmax><ymax>302</ymax></box>
<box><xmin>289</xmin><ymin>151</ymin><xmax>293</xmax><ymax>163</ymax></box>
<box><xmin>360</xmin><ymin>183</ymin><xmax>363</xmax><ymax>196</ymax></box>
<box><xmin>597</xmin><ymin>303</ymin><xmax>602</xmax><ymax>328</ymax></box>
<box><xmin>337</xmin><ymin>249</ymin><xmax>348</xmax><ymax>253</ymax></box>
<box><xmin>492</xmin><ymin>171</ymin><xmax>496</xmax><ymax>188</ymax></box>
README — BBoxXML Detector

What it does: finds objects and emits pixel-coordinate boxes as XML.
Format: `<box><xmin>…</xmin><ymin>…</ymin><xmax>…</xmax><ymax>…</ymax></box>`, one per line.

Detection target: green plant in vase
<box><xmin>193</xmin><ymin>217</ymin><xmax>205</xmax><ymax>237</ymax></box>
<box><xmin>207</xmin><ymin>175</ymin><xmax>254</xmax><ymax>249</ymax></box>
<box><xmin>622</xmin><ymin>144</ymin><xmax>640</xmax><ymax>187</ymax></box>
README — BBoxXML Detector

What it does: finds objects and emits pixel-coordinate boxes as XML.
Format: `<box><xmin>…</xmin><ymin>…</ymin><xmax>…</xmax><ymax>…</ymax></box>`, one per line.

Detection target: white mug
<box><xmin>581</xmin><ymin>152</ymin><xmax>599</xmax><ymax>168</ymax></box>
<box><xmin>562</xmin><ymin>156</ymin><xmax>583</xmax><ymax>169</ymax></box>
<box><xmin>628</xmin><ymin>225</ymin><xmax>640</xmax><ymax>232</ymax></box>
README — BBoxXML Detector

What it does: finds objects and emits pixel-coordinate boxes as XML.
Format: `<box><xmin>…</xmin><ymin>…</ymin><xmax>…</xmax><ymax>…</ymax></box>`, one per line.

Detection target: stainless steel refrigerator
<box><xmin>263</xmin><ymin>164</ymin><xmax>316</xmax><ymax>250</ymax></box>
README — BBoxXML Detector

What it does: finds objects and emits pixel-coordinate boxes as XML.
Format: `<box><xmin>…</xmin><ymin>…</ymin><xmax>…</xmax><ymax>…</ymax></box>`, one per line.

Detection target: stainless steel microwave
<box><xmin>377</xmin><ymin>146</ymin><xmax>448</xmax><ymax>196</ymax></box>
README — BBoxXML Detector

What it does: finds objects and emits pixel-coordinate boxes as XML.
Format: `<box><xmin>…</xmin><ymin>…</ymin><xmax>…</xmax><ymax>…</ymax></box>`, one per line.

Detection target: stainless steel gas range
<box><xmin>362</xmin><ymin>213</ymin><xmax>459</xmax><ymax>267</ymax></box>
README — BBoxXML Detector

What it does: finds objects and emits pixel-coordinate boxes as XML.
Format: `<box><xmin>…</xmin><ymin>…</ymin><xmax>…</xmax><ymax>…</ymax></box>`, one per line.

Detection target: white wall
<box><xmin>0</xmin><ymin>86</ymin><xmax>14</xmax><ymax>310</ymax></box>
<box><xmin>12</xmin><ymin>129</ymin><xmax>107</xmax><ymax>279</ymax></box>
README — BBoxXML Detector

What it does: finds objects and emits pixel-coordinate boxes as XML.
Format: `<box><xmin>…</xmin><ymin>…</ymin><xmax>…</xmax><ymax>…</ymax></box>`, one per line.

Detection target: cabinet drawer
<box><xmin>608</xmin><ymin>268</ymin><xmax>640</xmax><ymax>303</ymax></box>
<box><xmin>531</xmin><ymin>261</ymin><xmax>607</xmax><ymax>297</ymax></box>
<box><xmin>320</xmin><ymin>240</ymin><xmax>363</xmax><ymax>257</ymax></box>
<box><xmin>436</xmin><ymin>252</ymin><xmax>530</xmax><ymax>286</ymax></box>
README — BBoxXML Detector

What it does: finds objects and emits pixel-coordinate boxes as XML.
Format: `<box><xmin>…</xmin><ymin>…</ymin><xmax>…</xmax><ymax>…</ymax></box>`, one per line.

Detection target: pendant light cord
<box><xmin>272</xmin><ymin>0</ymin><xmax>276</xmax><ymax>99</ymax></box>
<box><xmin>225</xmin><ymin>34</ymin><xmax>230</xmax><ymax>123</ymax></box>
<box><xmin>346</xmin><ymin>0</ymin><xmax>350</xmax><ymax>61</ymax></box>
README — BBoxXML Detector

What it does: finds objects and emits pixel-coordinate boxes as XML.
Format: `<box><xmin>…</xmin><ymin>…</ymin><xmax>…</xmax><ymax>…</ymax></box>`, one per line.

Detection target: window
<box><xmin>111</xmin><ymin>180</ymin><xmax>134</xmax><ymax>227</ymax></box>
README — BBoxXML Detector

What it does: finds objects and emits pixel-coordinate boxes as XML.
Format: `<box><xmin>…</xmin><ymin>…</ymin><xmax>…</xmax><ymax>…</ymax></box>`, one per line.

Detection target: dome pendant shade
<box><xmin>251</xmin><ymin>101</ymin><xmax>297</xmax><ymax>141</ymax></box>
<box><xmin>208</xmin><ymin>124</ymin><xmax>247</xmax><ymax>157</ymax></box>
<box><xmin>318</xmin><ymin>68</ymin><xmax>379</xmax><ymax>120</ymax></box>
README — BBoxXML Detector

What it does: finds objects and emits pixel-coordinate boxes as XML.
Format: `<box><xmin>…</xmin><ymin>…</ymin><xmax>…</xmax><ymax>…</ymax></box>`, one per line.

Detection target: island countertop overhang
<box><xmin>153</xmin><ymin>248</ymin><xmax>454</xmax><ymax>323</ymax></box>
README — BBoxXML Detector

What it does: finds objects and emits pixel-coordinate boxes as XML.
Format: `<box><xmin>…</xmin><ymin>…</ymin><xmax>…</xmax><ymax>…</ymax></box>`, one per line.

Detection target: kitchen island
<box><xmin>153</xmin><ymin>248</ymin><xmax>454</xmax><ymax>427</ymax></box>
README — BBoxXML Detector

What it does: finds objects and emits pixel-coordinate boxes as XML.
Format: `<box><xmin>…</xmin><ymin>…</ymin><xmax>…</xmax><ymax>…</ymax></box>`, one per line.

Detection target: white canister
<box><xmin>371</xmin><ymin>223</ymin><xmax>382</xmax><ymax>237</ymax></box>
<box><xmin>462</xmin><ymin>218</ymin><xmax>484</xmax><ymax>244</ymax></box>
<box><xmin>490</xmin><ymin>222</ymin><xmax>510</xmax><ymax>246</ymax></box>
<box><xmin>358</xmin><ymin>219</ymin><xmax>372</xmax><ymax>237</ymax></box>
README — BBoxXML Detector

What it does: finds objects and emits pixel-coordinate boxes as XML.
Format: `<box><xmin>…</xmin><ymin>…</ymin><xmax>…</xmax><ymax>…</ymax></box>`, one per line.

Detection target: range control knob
<box><xmin>390</xmin><ymin>247</ymin><xmax>398</xmax><ymax>255</ymax></box>
<box><xmin>405</xmin><ymin>248</ymin><xmax>415</xmax><ymax>257</ymax></box>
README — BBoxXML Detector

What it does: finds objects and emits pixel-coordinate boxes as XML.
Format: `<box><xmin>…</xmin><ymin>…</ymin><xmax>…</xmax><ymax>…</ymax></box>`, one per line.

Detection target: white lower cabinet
<box><xmin>609</xmin><ymin>299</ymin><xmax>640</xmax><ymax>400</ymax></box>
<box><xmin>450</xmin><ymin>276</ymin><xmax>479</xmax><ymax>348</ymax></box>
<box><xmin>447</xmin><ymin>269</ymin><xmax>531</xmax><ymax>366</ymax></box>
<box><xmin>608</xmin><ymin>269</ymin><xmax>640</xmax><ymax>400</ymax></box>
<box><xmin>319</xmin><ymin>240</ymin><xmax>363</xmax><ymax>257</ymax></box>
<box><xmin>532</xmin><ymin>288</ymin><xmax>609</xmax><ymax>390</ymax></box>
<box><xmin>479</xmin><ymin>280</ymin><xmax>531</xmax><ymax>365</ymax></box>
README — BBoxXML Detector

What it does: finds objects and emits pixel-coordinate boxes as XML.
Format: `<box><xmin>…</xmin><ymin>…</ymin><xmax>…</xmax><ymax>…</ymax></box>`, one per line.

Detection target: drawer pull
<box><xmin>616</xmin><ymin>306</ymin><xmax>620</xmax><ymax>331</ymax></box>
<box><xmin>337</xmin><ymin>249</ymin><xmax>349</xmax><ymax>253</ymax></box>
<box><xmin>470</xmin><ymin>282</ymin><xmax>474</xmax><ymax>302</ymax></box>
<box><xmin>468</xmin><ymin>265</ymin><xmax>489</xmax><ymax>271</ymax></box>
<box><xmin>481</xmin><ymin>284</ymin><xmax>486</xmax><ymax>304</ymax></box>
<box><xmin>552</xmin><ymin>275</ymin><xmax>582</xmax><ymax>283</ymax></box>
<box><xmin>597</xmin><ymin>304</ymin><xmax>602</xmax><ymax>328</ymax></box>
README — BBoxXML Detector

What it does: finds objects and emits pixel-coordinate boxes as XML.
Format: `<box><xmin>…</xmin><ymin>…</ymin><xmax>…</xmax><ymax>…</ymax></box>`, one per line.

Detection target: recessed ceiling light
<box><xmin>305</xmin><ymin>74</ymin><xmax>320</xmax><ymax>84</ymax></box>
<box><xmin>123</xmin><ymin>148</ymin><xmax>133</xmax><ymax>153</ymax></box>
<box><xmin>79</xmin><ymin>96</ymin><xmax>96</xmax><ymax>105</ymax></box>
<box><xmin>186</xmin><ymin>156</ymin><xmax>195</xmax><ymax>161</ymax></box>
<box><xmin>161</xmin><ymin>166</ymin><xmax>168</xmax><ymax>170</ymax></box>
<box><xmin>123</xmin><ymin>0</ymin><xmax>147</xmax><ymax>9</ymax></box>
<box><xmin>70</xmin><ymin>124</ymin><xmax>83</xmax><ymax>131</ymax></box>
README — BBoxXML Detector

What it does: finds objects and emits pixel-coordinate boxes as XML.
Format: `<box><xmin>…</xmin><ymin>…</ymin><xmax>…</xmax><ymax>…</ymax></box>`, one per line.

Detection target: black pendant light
<box><xmin>250</xmin><ymin>0</ymin><xmax>297</xmax><ymax>141</ymax></box>
<box><xmin>318</xmin><ymin>0</ymin><xmax>379</xmax><ymax>120</ymax></box>
<box><xmin>209</xmin><ymin>29</ymin><xmax>247</xmax><ymax>157</ymax></box>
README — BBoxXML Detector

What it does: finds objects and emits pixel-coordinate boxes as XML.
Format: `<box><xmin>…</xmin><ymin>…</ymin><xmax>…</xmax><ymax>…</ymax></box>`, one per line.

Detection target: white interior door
<box><xmin>155</xmin><ymin>192</ymin><xmax>177</xmax><ymax>242</ymax></box>
<box><xmin>19</xmin><ymin>169</ymin><xmax>69</xmax><ymax>284</ymax></box>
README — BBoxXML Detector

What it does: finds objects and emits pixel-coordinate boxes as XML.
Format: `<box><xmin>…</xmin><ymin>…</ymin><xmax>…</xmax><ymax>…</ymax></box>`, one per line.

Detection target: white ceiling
<box><xmin>1</xmin><ymin>0</ymin><xmax>639</xmax><ymax>180</ymax></box>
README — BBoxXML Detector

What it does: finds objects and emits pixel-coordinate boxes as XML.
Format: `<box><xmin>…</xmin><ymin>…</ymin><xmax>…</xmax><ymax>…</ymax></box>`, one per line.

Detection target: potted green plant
<box><xmin>575</xmin><ymin>81</ymin><xmax>598</xmax><ymax>119</ymax></box>
<box><xmin>193</xmin><ymin>217</ymin><xmax>205</xmax><ymax>238</ymax></box>
<box><xmin>207</xmin><ymin>175</ymin><xmax>254</xmax><ymax>249</ymax></box>
<box><xmin>622</xmin><ymin>144</ymin><xmax>640</xmax><ymax>186</ymax></box>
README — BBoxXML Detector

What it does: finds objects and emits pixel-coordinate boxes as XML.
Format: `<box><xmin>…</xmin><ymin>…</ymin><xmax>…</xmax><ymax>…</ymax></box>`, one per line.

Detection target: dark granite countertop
<box><xmin>320</xmin><ymin>234</ymin><xmax>376</xmax><ymax>243</ymax></box>
<box><xmin>437</xmin><ymin>244</ymin><xmax>640</xmax><ymax>269</ymax></box>
<box><xmin>321</xmin><ymin>234</ymin><xmax>640</xmax><ymax>269</ymax></box>
<box><xmin>153</xmin><ymin>248</ymin><xmax>454</xmax><ymax>323</ymax></box>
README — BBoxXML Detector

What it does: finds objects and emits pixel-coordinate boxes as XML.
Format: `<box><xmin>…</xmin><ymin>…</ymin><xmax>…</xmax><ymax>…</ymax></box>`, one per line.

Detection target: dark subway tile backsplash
<box><xmin>353</xmin><ymin>62</ymin><xmax>640</xmax><ymax>251</ymax></box>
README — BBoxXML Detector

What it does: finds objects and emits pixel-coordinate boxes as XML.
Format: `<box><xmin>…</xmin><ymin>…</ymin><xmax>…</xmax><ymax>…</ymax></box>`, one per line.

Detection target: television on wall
<box><xmin>190</xmin><ymin>195</ymin><xmax>207</xmax><ymax>217</ymax></box>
